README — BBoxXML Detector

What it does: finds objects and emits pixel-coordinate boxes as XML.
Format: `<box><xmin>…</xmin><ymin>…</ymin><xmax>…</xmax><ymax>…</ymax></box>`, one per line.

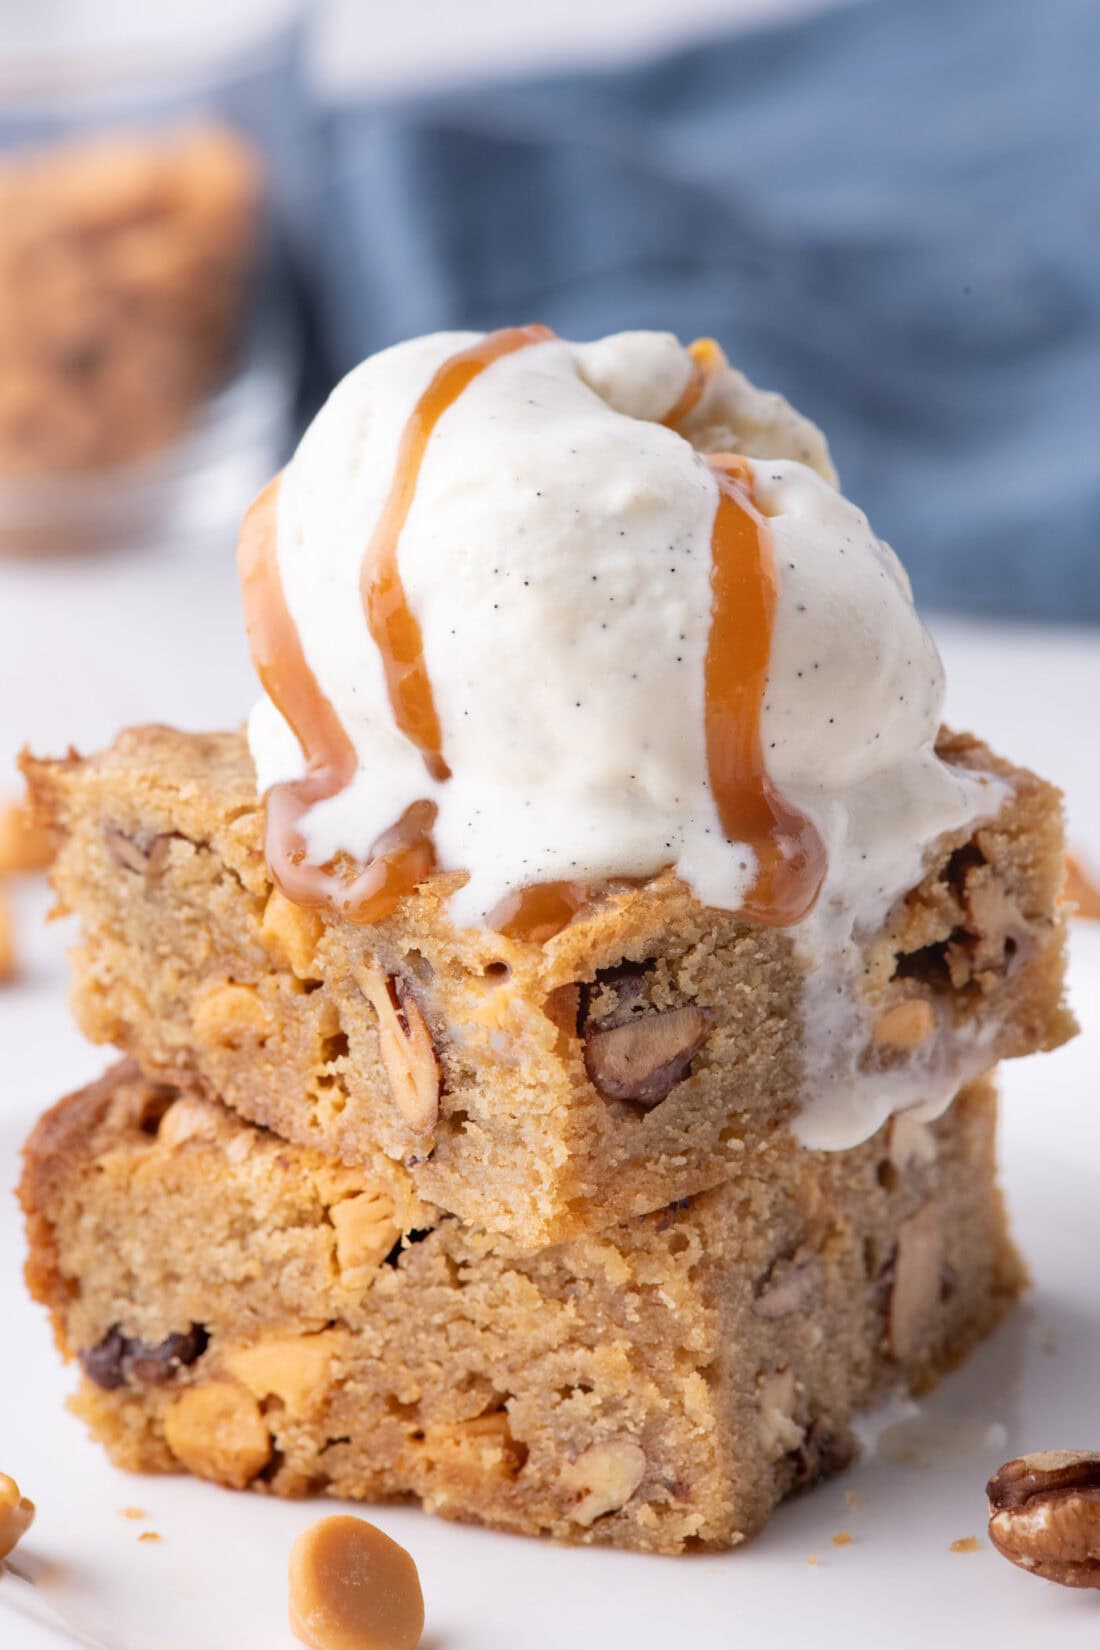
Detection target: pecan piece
<box><xmin>987</xmin><ymin>1452</ymin><xmax>1100</xmax><ymax>1588</ymax></box>
<box><xmin>753</xmin><ymin>1249</ymin><xmax>824</xmax><ymax>1319</ymax></box>
<box><xmin>881</xmin><ymin>1201</ymin><xmax>941</xmax><ymax>1363</ymax></box>
<box><xmin>561</xmin><ymin>1439</ymin><xmax>646</xmax><ymax>1526</ymax></box>
<box><xmin>104</xmin><ymin>825</ymin><xmax>177</xmax><ymax>877</ymax></box>
<box><xmin>360</xmin><ymin>969</ymin><xmax>440</xmax><ymax>1134</ymax></box>
<box><xmin>584</xmin><ymin>1005</ymin><xmax>708</xmax><ymax>1107</ymax></box>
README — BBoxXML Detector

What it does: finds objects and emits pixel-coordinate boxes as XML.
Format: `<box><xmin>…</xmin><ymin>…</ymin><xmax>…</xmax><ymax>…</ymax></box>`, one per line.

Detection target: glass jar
<box><xmin>0</xmin><ymin>0</ymin><xmax>308</xmax><ymax>556</ymax></box>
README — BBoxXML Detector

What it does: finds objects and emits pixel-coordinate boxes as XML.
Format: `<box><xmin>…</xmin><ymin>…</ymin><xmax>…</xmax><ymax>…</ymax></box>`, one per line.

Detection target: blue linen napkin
<box><xmin>311</xmin><ymin>0</ymin><xmax>1100</xmax><ymax>622</ymax></box>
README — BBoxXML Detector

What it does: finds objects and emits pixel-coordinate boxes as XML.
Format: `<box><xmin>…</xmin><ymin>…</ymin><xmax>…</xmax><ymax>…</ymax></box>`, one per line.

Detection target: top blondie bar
<box><xmin>28</xmin><ymin>328</ymin><xmax>1075</xmax><ymax>1244</ymax></box>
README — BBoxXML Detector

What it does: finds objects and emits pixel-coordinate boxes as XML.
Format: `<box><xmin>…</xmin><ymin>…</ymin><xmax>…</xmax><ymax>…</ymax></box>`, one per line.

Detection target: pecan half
<box><xmin>584</xmin><ymin>1005</ymin><xmax>708</xmax><ymax>1107</ymax></box>
<box><xmin>360</xmin><ymin>969</ymin><xmax>441</xmax><ymax>1134</ymax></box>
<box><xmin>987</xmin><ymin>1452</ymin><xmax>1100</xmax><ymax>1588</ymax></box>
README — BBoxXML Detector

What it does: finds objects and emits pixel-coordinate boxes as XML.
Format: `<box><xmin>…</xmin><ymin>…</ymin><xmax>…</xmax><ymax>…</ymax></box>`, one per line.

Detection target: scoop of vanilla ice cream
<box><xmin>249</xmin><ymin>328</ymin><xmax>987</xmax><ymax>937</ymax></box>
<box><xmin>248</xmin><ymin>327</ymin><xmax>1007</xmax><ymax>1150</ymax></box>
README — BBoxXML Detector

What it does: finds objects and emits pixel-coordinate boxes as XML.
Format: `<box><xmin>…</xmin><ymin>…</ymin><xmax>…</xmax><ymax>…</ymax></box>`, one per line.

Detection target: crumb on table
<box><xmin>951</xmin><ymin>1536</ymin><xmax>981</xmax><ymax>1553</ymax></box>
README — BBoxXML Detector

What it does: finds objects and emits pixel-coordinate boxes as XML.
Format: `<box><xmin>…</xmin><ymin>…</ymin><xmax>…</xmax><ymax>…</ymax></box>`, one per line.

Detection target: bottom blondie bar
<box><xmin>21</xmin><ymin>1065</ymin><xmax>1021</xmax><ymax>1555</ymax></box>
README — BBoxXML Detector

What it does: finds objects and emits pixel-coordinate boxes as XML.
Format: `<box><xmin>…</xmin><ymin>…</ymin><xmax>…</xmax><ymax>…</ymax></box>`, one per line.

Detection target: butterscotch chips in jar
<box><xmin>0</xmin><ymin>122</ymin><xmax>260</xmax><ymax>482</ymax></box>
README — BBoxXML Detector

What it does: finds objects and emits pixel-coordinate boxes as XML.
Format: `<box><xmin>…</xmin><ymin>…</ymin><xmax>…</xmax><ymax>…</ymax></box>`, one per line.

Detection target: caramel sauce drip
<box><xmin>239</xmin><ymin>478</ymin><xmax>439</xmax><ymax>921</ymax></box>
<box><xmin>704</xmin><ymin>454</ymin><xmax>827</xmax><ymax>925</ymax></box>
<box><xmin>661</xmin><ymin>336</ymin><xmax>721</xmax><ymax>428</ymax></box>
<box><xmin>240</xmin><ymin>329</ymin><xmax>553</xmax><ymax>926</ymax></box>
<box><xmin>361</xmin><ymin>324</ymin><xmax>555</xmax><ymax>784</ymax></box>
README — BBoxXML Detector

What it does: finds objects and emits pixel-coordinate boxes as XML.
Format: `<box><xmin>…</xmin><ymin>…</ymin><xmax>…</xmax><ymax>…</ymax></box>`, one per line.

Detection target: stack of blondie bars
<box><xmin>17</xmin><ymin>720</ymin><xmax>1072</xmax><ymax>1554</ymax></box>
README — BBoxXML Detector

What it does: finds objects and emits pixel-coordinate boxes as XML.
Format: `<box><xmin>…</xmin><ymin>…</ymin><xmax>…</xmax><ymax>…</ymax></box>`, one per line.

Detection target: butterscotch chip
<box><xmin>0</xmin><ymin>802</ymin><xmax>54</xmax><ymax>873</ymax></box>
<box><xmin>0</xmin><ymin>1473</ymin><xmax>35</xmax><ymax>1560</ymax></box>
<box><xmin>193</xmin><ymin>983</ymin><xmax>270</xmax><ymax>1051</ymax></box>
<box><xmin>163</xmin><ymin>1382</ymin><xmax>270</xmax><ymax>1488</ymax></box>
<box><xmin>0</xmin><ymin>893</ymin><xmax>14</xmax><ymax>983</ymax></box>
<box><xmin>289</xmin><ymin>1515</ymin><xmax>424</xmax><ymax>1650</ymax></box>
<box><xmin>1064</xmin><ymin>854</ymin><xmax>1100</xmax><ymax>921</ymax></box>
<box><xmin>873</xmin><ymin>999</ymin><xmax>935</xmax><ymax>1050</ymax></box>
<box><xmin>262</xmin><ymin>889</ymin><xmax>324</xmax><ymax>977</ymax></box>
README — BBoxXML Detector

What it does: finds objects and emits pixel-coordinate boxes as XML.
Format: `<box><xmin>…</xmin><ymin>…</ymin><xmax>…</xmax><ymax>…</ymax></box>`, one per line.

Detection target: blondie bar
<box><xmin>26</xmin><ymin>724</ymin><xmax>1071</xmax><ymax>1245</ymax></box>
<box><xmin>21</xmin><ymin>1064</ymin><xmax>1021</xmax><ymax>1555</ymax></box>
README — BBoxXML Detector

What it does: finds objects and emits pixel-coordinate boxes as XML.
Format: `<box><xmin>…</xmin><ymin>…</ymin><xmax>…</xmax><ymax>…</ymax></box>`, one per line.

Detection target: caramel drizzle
<box><xmin>361</xmin><ymin>324</ymin><xmax>555</xmax><ymax>785</ymax></box>
<box><xmin>238</xmin><ymin>478</ymin><xmax>438</xmax><ymax>921</ymax></box>
<box><xmin>240</xmin><ymin>328</ymin><xmax>553</xmax><ymax>926</ymax></box>
<box><xmin>661</xmin><ymin>336</ymin><xmax>721</xmax><ymax>428</ymax></box>
<box><xmin>704</xmin><ymin>454</ymin><xmax>826</xmax><ymax>926</ymax></box>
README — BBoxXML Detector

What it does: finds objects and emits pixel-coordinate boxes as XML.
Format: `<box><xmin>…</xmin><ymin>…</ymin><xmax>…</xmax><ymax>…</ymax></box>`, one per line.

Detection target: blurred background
<box><xmin>0</xmin><ymin>0</ymin><xmax>1097</xmax><ymax>972</ymax></box>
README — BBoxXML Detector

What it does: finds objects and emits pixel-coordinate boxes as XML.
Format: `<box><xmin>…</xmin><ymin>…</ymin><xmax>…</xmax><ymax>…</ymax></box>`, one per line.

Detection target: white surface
<box><xmin>0</xmin><ymin>531</ymin><xmax>1098</xmax><ymax>1645</ymax></box>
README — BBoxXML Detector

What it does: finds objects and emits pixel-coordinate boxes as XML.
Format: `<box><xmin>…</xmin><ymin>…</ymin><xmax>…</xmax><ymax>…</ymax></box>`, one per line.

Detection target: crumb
<box><xmin>1041</xmin><ymin>1328</ymin><xmax>1058</xmax><ymax>1356</ymax></box>
<box><xmin>807</xmin><ymin>1554</ymin><xmax>820</xmax><ymax>1566</ymax></box>
<box><xmin>951</xmin><ymin>1536</ymin><xmax>981</xmax><ymax>1553</ymax></box>
<box><xmin>844</xmin><ymin>1489</ymin><xmax>865</xmax><ymax>1510</ymax></box>
<box><xmin>119</xmin><ymin>1506</ymin><xmax>146</xmax><ymax>1520</ymax></box>
<box><xmin>832</xmin><ymin>1531</ymin><xmax>853</xmax><ymax>1547</ymax></box>
<box><xmin>1063</xmin><ymin>853</ymin><xmax>1100</xmax><ymax>920</ymax></box>
<box><xmin>138</xmin><ymin>1530</ymin><xmax>161</xmax><ymax>1543</ymax></box>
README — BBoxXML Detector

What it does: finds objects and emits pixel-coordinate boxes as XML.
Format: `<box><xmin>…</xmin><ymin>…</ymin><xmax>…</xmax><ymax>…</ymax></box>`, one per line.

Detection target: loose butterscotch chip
<box><xmin>0</xmin><ymin>1473</ymin><xmax>35</xmax><ymax>1560</ymax></box>
<box><xmin>289</xmin><ymin>1515</ymin><xmax>424</xmax><ymax>1650</ymax></box>
<box><xmin>1063</xmin><ymin>854</ymin><xmax>1100</xmax><ymax>921</ymax></box>
<box><xmin>0</xmin><ymin>802</ymin><xmax>54</xmax><ymax>873</ymax></box>
<box><xmin>0</xmin><ymin>894</ymin><xmax>14</xmax><ymax>983</ymax></box>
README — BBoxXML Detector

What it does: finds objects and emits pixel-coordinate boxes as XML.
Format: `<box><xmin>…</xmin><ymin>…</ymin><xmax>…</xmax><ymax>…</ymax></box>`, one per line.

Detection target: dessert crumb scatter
<box><xmin>138</xmin><ymin>1530</ymin><xmax>162</xmax><ymax>1543</ymax></box>
<box><xmin>950</xmin><ymin>1536</ymin><xmax>981</xmax><ymax>1553</ymax></box>
<box><xmin>831</xmin><ymin>1530</ymin><xmax>853</xmax><ymax>1547</ymax></box>
<box><xmin>119</xmin><ymin>1506</ymin><xmax>147</xmax><ymax>1520</ymax></box>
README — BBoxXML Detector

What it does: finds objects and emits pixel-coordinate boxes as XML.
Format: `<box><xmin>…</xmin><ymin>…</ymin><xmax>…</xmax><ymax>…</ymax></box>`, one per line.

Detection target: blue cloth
<box><xmin>312</xmin><ymin>0</ymin><xmax>1100</xmax><ymax>621</ymax></box>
